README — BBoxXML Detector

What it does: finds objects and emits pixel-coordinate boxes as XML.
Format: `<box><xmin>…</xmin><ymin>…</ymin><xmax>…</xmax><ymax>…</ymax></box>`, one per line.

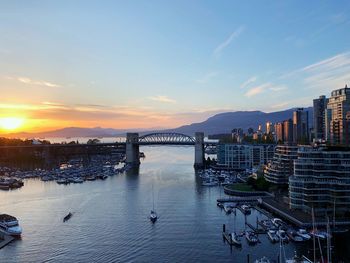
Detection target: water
<box><xmin>0</xmin><ymin>146</ymin><xmax>346</xmax><ymax>262</ymax></box>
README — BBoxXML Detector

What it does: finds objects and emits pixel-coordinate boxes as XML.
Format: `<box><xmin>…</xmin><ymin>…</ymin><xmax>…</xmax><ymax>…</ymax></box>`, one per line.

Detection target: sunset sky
<box><xmin>1</xmin><ymin>1</ymin><xmax>350</xmax><ymax>133</ymax></box>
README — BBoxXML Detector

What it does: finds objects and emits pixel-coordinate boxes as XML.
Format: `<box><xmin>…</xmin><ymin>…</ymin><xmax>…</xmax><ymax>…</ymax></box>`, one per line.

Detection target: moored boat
<box><xmin>287</xmin><ymin>229</ymin><xmax>304</xmax><ymax>242</ymax></box>
<box><xmin>277</xmin><ymin>229</ymin><xmax>289</xmax><ymax>243</ymax></box>
<box><xmin>230</xmin><ymin>232</ymin><xmax>242</xmax><ymax>247</ymax></box>
<box><xmin>267</xmin><ymin>230</ymin><xmax>279</xmax><ymax>243</ymax></box>
<box><xmin>245</xmin><ymin>231</ymin><xmax>259</xmax><ymax>245</ymax></box>
<box><xmin>0</xmin><ymin>214</ymin><xmax>22</xmax><ymax>236</ymax></box>
<box><xmin>296</xmin><ymin>229</ymin><xmax>311</xmax><ymax>241</ymax></box>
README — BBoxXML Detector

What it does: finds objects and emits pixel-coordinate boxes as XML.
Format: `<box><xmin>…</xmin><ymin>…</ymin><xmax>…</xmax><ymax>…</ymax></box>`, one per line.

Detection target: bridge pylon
<box><xmin>126</xmin><ymin>133</ymin><xmax>140</xmax><ymax>165</ymax></box>
<box><xmin>194</xmin><ymin>132</ymin><xmax>205</xmax><ymax>168</ymax></box>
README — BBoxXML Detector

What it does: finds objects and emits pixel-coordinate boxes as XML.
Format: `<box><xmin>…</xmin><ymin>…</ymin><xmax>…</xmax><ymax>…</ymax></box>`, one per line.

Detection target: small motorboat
<box><xmin>230</xmin><ymin>232</ymin><xmax>242</xmax><ymax>247</ymax></box>
<box><xmin>224</xmin><ymin>205</ymin><xmax>233</xmax><ymax>214</ymax></box>
<box><xmin>217</xmin><ymin>202</ymin><xmax>224</xmax><ymax>208</ymax></box>
<box><xmin>245</xmin><ymin>231</ymin><xmax>259</xmax><ymax>245</ymax></box>
<box><xmin>63</xmin><ymin>212</ymin><xmax>73</xmax><ymax>222</ymax></box>
<box><xmin>277</xmin><ymin>229</ymin><xmax>289</xmax><ymax>243</ymax></box>
<box><xmin>287</xmin><ymin>230</ymin><xmax>304</xmax><ymax>242</ymax></box>
<box><xmin>296</xmin><ymin>229</ymin><xmax>311</xmax><ymax>241</ymax></box>
<box><xmin>267</xmin><ymin>230</ymin><xmax>279</xmax><ymax>243</ymax></box>
<box><xmin>150</xmin><ymin>210</ymin><xmax>157</xmax><ymax>223</ymax></box>
<box><xmin>255</xmin><ymin>256</ymin><xmax>271</xmax><ymax>263</ymax></box>
<box><xmin>271</xmin><ymin>218</ymin><xmax>283</xmax><ymax>228</ymax></box>
<box><xmin>241</xmin><ymin>205</ymin><xmax>251</xmax><ymax>214</ymax></box>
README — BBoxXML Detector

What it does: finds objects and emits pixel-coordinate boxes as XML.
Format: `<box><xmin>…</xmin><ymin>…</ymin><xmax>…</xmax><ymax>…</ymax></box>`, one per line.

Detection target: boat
<box><xmin>277</xmin><ymin>229</ymin><xmax>289</xmax><ymax>243</ymax></box>
<box><xmin>241</xmin><ymin>204</ymin><xmax>251</xmax><ymax>214</ymax></box>
<box><xmin>56</xmin><ymin>178</ymin><xmax>67</xmax><ymax>184</ymax></box>
<box><xmin>150</xmin><ymin>210</ymin><xmax>157</xmax><ymax>223</ymax></box>
<box><xmin>0</xmin><ymin>214</ymin><xmax>22</xmax><ymax>236</ymax></box>
<box><xmin>287</xmin><ymin>230</ymin><xmax>304</xmax><ymax>242</ymax></box>
<box><xmin>285</xmin><ymin>252</ymin><xmax>313</xmax><ymax>263</ymax></box>
<box><xmin>217</xmin><ymin>202</ymin><xmax>224</xmax><ymax>208</ymax></box>
<box><xmin>73</xmin><ymin>177</ymin><xmax>84</xmax><ymax>183</ymax></box>
<box><xmin>224</xmin><ymin>204</ymin><xmax>232</xmax><ymax>214</ymax></box>
<box><xmin>271</xmin><ymin>218</ymin><xmax>283</xmax><ymax>228</ymax></box>
<box><xmin>63</xmin><ymin>212</ymin><xmax>72</xmax><ymax>222</ymax></box>
<box><xmin>245</xmin><ymin>231</ymin><xmax>259</xmax><ymax>245</ymax></box>
<box><xmin>296</xmin><ymin>229</ymin><xmax>311</xmax><ymax>241</ymax></box>
<box><xmin>267</xmin><ymin>230</ymin><xmax>279</xmax><ymax>243</ymax></box>
<box><xmin>230</xmin><ymin>232</ymin><xmax>242</xmax><ymax>247</ymax></box>
<box><xmin>150</xmin><ymin>184</ymin><xmax>157</xmax><ymax>223</ymax></box>
<box><xmin>254</xmin><ymin>256</ymin><xmax>271</xmax><ymax>263</ymax></box>
<box><xmin>309</xmin><ymin>229</ymin><xmax>329</xmax><ymax>240</ymax></box>
<box><xmin>85</xmin><ymin>175</ymin><xmax>96</xmax><ymax>181</ymax></box>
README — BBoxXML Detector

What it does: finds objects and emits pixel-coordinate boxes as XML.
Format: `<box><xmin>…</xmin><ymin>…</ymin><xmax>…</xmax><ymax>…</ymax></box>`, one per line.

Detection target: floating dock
<box><xmin>0</xmin><ymin>234</ymin><xmax>14</xmax><ymax>249</ymax></box>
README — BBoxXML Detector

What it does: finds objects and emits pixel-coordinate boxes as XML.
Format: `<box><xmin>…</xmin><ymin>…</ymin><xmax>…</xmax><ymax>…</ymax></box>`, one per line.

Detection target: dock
<box><xmin>0</xmin><ymin>234</ymin><xmax>14</xmax><ymax>249</ymax></box>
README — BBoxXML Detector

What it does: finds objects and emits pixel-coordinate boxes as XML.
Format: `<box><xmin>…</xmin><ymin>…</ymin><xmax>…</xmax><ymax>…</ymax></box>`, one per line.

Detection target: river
<box><xmin>0</xmin><ymin>146</ymin><xmax>348</xmax><ymax>262</ymax></box>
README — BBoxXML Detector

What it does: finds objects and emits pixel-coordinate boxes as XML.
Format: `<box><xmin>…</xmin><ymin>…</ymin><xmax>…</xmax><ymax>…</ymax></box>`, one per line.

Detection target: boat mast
<box><xmin>312</xmin><ymin>206</ymin><xmax>316</xmax><ymax>263</ymax></box>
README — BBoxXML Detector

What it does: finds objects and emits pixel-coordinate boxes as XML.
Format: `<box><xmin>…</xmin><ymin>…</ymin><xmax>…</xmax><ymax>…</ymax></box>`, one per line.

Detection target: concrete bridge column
<box><xmin>194</xmin><ymin>132</ymin><xmax>204</xmax><ymax>168</ymax></box>
<box><xmin>126</xmin><ymin>133</ymin><xmax>140</xmax><ymax>165</ymax></box>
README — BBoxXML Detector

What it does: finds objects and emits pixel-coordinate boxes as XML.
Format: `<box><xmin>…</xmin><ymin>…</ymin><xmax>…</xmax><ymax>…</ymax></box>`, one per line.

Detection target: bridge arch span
<box><xmin>138</xmin><ymin>132</ymin><xmax>195</xmax><ymax>145</ymax></box>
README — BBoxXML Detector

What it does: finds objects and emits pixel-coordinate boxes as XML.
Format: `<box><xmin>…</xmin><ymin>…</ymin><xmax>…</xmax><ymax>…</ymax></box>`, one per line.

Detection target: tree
<box><xmin>87</xmin><ymin>138</ymin><xmax>101</xmax><ymax>144</ymax></box>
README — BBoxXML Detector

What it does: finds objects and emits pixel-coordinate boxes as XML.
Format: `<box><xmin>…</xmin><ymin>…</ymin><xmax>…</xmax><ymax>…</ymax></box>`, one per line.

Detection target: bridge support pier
<box><xmin>126</xmin><ymin>133</ymin><xmax>140</xmax><ymax>165</ymax></box>
<box><xmin>194</xmin><ymin>132</ymin><xmax>204</xmax><ymax>168</ymax></box>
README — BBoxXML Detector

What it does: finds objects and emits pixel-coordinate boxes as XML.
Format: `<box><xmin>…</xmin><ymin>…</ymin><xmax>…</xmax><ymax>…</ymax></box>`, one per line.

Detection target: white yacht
<box><xmin>0</xmin><ymin>214</ymin><xmax>22</xmax><ymax>237</ymax></box>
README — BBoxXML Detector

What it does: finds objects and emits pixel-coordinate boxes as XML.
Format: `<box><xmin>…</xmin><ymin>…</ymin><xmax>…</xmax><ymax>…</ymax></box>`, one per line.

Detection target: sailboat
<box><xmin>150</xmin><ymin>184</ymin><xmax>157</xmax><ymax>223</ymax></box>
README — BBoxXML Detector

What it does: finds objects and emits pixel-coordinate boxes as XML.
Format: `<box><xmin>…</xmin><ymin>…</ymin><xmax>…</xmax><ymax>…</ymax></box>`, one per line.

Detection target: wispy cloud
<box><xmin>213</xmin><ymin>25</ymin><xmax>245</xmax><ymax>58</ymax></box>
<box><xmin>245</xmin><ymin>83</ymin><xmax>269</xmax><ymax>97</ymax></box>
<box><xmin>280</xmin><ymin>51</ymin><xmax>350</xmax><ymax>92</ymax></box>
<box><xmin>240</xmin><ymin>76</ymin><xmax>257</xmax><ymax>89</ymax></box>
<box><xmin>245</xmin><ymin>83</ymin><xmax>287</xmax><ymax>97</ymax></box>
<box><xmin>195</xmin><ymin>71</ymin><xmax>218</xmax><ymax>84</ymax></box>
<box><xmin>17</xmin><ymin>77</ymin><xmax>61</xmax><ymax>87</ymax></box>
<box><xmin>148</xmin><ymin>95</ymin><xmax>176</xmax><ymax>104</ymax></box>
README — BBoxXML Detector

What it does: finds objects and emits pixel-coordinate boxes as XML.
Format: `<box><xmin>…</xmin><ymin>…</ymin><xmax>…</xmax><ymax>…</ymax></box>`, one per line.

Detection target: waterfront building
<box><xmin>313</xmin><ymin>95</ymin><xmax>328</xmax><ymax>141</ymax></box>
<box><xmin>289</xmin><ymin>146</ymin><xmax>350</xmax><ymax>217</ymax></box>
<box><xmin>217</xmin><ymin>143</ymin><xmax>275</xmax><ymax>170</ymax></box>
<box><xmin>264</xmin><ymin>144</ymin><xmax>298</xmax><ymax>185</ymax></box>
<box><xmin>325</xmin><ymin>85</ymin><xmax>350</xmax><ymax>145</ymax></box>
<box><xmin>283</xmin><ymin>119</ymin><xmax>293</xmax><ymax>143</ymax></box>
<box><xmin>293</xmin><ymin>108</ymin><xmax>309</xmax><ymax>144</ymax></box>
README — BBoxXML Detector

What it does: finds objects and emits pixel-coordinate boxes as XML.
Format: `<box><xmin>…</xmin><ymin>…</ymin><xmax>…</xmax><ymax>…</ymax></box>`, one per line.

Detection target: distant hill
<box><xmin>4</xmin><ymin>107</ymin><xmax>313</xmax><ymax>138</ymax></box>
<box><xmin>165</xmin><ymin>107</ymin><xmax>313</xmax><ymax>136</ymax></box>
<box><xmin>5</xmin><ymin>127</ymin><xmax>142</xmax><ymax>139</ymax></box>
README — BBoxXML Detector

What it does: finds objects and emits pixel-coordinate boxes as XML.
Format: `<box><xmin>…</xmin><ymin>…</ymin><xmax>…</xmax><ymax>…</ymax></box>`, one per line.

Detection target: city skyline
<box><xmin>1</xmin><ymin>1</ymin><xmax>350</xmax><ymax>133</ymax></box>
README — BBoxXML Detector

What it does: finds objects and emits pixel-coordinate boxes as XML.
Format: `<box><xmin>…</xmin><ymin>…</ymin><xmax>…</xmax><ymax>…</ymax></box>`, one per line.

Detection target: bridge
<box><xmin>0</xmin><ymin>132</ymin><xmax>215</xmax><ymax>168</ymax></box>
<box><xmin>126</xmin><ymin>132</ymin><xmax>209</xmax><ymax>167</ymax></box>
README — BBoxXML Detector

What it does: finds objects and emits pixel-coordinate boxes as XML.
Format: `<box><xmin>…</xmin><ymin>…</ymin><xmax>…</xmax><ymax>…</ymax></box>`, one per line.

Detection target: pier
<box><xmin>0</xmin><ymin>233</ymin><xmax>14</xmax><ymax>249</ymax></box>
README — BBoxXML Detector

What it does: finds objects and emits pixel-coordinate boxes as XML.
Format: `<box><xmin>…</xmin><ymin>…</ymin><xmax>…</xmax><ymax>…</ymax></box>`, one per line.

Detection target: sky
<box><xmin>1</xmin><ymin>0</ymin><xmax>350</xmax><ymax>133</ymax></box>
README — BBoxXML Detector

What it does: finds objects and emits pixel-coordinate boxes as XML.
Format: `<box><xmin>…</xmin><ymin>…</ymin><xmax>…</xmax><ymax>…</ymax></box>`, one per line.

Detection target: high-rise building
<box><xmin>266</xmin><ymin>122</ymin><xmax>273</xmax><ymax>134</ymax></box>
<box><xmin>275</xmin><ymin>122</ymin><xmax>284</xmax><ymax>142</ymax></box>
<box><xmin>283</xmin><ymin>119</ymin><xmax>293</xmax><ymax>143</ymax></box>
<box><xmin>313</xmin><ymin>95</ymin><xmax>328</xmax><ymax>141</ymax></box>
<box><xmin>264</xmin><ymin>144</ymin><xmax>298</xmax><ymax>185</ymax></box>
<box><xmin>289</xmin><ymin>146</ymin><xmax>350</xmax><ymax>216</ymax></box>
<box><xmin>293</xmin><ymin>108</ymin><xmax>309</xmax><ymax>144</ymax></box>
<box><xmin>326</xmin><ymin>85</ymin><xmax>350</xmax><ymax>145</ymax></box>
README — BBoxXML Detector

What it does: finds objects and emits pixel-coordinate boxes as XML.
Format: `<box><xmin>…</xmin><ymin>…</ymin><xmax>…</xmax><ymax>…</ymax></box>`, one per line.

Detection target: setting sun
<box><xmin>0</xmin><ymin>117</ymin><xmax>25</xmax><ymax>131</ymax></box>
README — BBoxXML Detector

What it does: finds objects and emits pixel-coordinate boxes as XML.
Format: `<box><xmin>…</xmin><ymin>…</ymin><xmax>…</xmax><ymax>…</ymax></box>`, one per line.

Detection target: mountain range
<box><xmin>4</xmin><ymin>107</ymin><xmax>313</xmax><ymax>138</ymax></box>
